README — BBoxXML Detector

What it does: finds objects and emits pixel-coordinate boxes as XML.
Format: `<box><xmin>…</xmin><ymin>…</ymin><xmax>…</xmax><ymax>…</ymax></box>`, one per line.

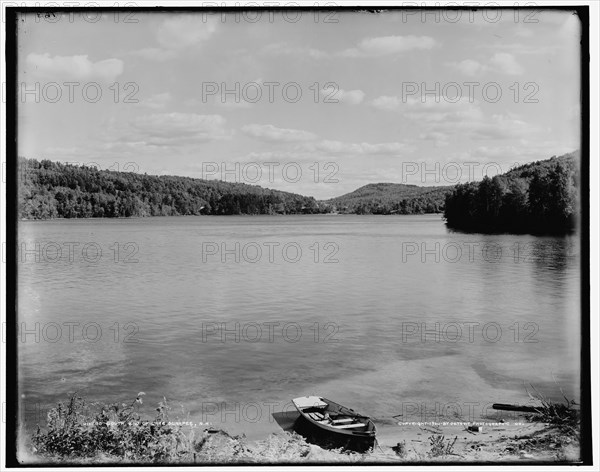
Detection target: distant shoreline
<box><xmin>19</xmin><ymin>212</ymin><xmax>446</xmax><ymax>221</ymax></box>
<box><xmin>18</xmin><ymin>153</ymin><xmax>580</xmax><ymax>235</ymax></box>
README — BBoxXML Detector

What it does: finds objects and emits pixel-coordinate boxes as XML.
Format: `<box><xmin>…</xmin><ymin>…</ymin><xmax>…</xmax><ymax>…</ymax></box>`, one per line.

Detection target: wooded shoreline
<box><xmin>18</xmin><ymin>151</ymin><xmax>579</xmax><ymax>235</ymax></box>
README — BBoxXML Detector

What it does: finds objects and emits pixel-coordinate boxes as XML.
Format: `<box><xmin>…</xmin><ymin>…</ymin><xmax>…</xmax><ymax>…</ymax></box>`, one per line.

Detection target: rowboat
<box><xmin>292</xmin><ymin>396</ymin><xmax>377</xmax><ymax>445</ymax></box>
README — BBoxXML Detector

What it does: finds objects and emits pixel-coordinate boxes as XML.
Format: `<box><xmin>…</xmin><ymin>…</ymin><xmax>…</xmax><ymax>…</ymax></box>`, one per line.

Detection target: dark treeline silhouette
<box><xmin>444</xmin><ymin>151</ymin><xmax>579</xmax><ymax>234</ymax></box>
<box><xmin>18</xmin><ymin>158</ymin><xmax>324</xmax><ymax>219</ymax></box>
<box><xmin>326</xmin><ymin>183</ymin><xmax>451</xmax><ymax>214</ymax></box>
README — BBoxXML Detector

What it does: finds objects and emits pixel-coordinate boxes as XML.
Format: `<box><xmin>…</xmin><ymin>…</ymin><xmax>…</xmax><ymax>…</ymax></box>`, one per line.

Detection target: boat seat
<box><xmin>307</xmin><ymin>412</ymin><xmax>325</xmax><ymax>421</ymax></box>
<box><xmin>331</xmin><ymin>418</ymin><xmax>354</xmax><ymax>424</ymax></box>
<box><xmin>331</xmin><ymin>423</ymin><xmax>366</xmax><ymax>429</ymax></box>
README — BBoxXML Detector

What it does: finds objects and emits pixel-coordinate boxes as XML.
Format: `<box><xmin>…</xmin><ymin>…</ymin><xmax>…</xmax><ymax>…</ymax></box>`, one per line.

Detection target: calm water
<box><xmin>18</xmin><ymin>215</ymin><xmax>581</xmax><ymax>433</ymax></box>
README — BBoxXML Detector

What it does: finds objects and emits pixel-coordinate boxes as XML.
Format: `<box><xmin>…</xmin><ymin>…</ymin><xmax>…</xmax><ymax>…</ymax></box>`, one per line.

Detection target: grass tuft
<box><xmin>525</xmin><ymin>384</ymin><xmax>580</xmax><ymax>438</ymax></box>
<box><xmin>428</xmin><ymin>435</ymin><xmax>458</xmax><ymax>457</ymax></box>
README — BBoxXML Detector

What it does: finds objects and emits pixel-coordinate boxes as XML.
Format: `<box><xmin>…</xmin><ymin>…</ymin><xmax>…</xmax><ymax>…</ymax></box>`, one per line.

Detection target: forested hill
<box><xmin>444</xmin><ymin>151</ymin><xmax>580</xmax><ymax>234</ymax></box>
<box><xmin>325</xmin><ymin>183</ymin><xmax>452</xmax><ymax>214</ymax></box>
<box><xmin>18</xmin><ymin>158</ymin><xmax>323</xmax><ymax>219</ymax></box>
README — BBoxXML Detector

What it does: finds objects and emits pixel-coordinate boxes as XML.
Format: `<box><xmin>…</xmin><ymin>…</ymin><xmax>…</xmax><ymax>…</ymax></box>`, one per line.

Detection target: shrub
<box><xmin>32</xmin><ymin>393</ymin><xmax>199</xmax><ymax>462</ymax></box>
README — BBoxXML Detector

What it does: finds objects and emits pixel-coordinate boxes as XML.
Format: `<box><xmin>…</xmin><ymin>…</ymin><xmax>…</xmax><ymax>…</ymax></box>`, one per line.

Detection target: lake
<box><xmin>17</xmin><ymin>215</ymin><xmax>581</xmax><ymax>436</ymax></box>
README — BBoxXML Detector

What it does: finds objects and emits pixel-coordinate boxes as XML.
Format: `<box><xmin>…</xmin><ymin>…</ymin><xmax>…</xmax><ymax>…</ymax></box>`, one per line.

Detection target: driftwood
<box><xmin>492</xmin><ymin>403</ymin><xmax>539</xmax><ymax>413</ymax></box>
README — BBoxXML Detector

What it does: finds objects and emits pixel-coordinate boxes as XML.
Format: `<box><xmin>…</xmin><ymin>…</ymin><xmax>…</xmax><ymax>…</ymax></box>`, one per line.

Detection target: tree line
<box><xmin>18</xmin><ymin>158</ymin><xmax>324</xmax><ymax>219</ymax></box>
<box><xmin>17</xmin><ymin>153</ymin><xmax>580</xmax><ymax>232</ymax></box>
<box><xmin>443</xmin><ymin>152</ymin><xmax>579</xmax><ymax>234</ymax></box>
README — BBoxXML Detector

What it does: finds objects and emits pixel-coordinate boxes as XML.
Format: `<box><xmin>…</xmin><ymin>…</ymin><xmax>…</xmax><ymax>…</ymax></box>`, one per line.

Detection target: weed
<box><xmin>428</xmin><ymin>434</ymin><xmax>457</xmax><ymax>457</ymax></box>
<box><xmin>525</xmin><ymin>384</ymin><xmax>579</xmax><ymax>437</ymax></box>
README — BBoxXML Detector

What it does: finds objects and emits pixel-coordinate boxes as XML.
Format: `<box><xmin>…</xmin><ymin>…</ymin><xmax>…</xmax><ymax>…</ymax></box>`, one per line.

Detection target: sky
<box><xmin>16</xmin><ymin>8</ymin><xmax>582</xmax><ymax>199</ymax></box>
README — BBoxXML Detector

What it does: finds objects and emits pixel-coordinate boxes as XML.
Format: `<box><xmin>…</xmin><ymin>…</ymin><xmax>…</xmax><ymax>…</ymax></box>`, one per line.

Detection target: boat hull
<box><xmin>292</xmin><ymin>396</ymin><xmax>376</xmax><ymax>451</ymax></box>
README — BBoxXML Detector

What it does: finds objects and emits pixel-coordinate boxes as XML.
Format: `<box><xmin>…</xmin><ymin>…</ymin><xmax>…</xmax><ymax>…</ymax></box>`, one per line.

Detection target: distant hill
<box><xmin>444</xmin><ymin>151</ymin><xmax>580</xmax><ymax>234</ymax></box>
<box><xmin>18</xmin><ymin>158</ymin><xmax>323</xmax><ymax>219</ymax></box>
<box><xmin>324</xmin><ymin>183</ymin><xmax>452</xmax><ymax>214</ymax></box>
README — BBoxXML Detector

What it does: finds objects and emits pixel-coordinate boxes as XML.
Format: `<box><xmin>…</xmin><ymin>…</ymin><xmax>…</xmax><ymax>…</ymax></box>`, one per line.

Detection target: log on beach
<box><xmin>492</xmin><ymin>403</ymin><xmax>539</xmax><ymax>413</ymax></box>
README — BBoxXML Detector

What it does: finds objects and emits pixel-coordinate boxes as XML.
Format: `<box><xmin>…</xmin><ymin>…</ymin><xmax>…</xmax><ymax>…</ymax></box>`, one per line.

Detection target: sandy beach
<box><xmin>191</xmin><ymin>357</ymin><xmax>580</xmax><ymax>463</ymax></box>
<box><xmin>176</xmin><ymin>415</ymin><xmax>580</xmax><ymax>464</ymax></box>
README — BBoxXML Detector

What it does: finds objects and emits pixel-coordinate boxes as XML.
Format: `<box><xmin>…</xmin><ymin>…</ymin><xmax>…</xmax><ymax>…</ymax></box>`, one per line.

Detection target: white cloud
<box><xmin>139</xmin><ymin>92</ymin><xmax>172</xmax><ymax>109</ymax></box>
<box><xmin>240</xmin><ymin>122</ymin><xmax>411</xmax><ymax>156</ymax></box>
<box><xmin>461</xmin><ymin>141</ymin><xmax>578</xmax><ymax>164</ymax></box>
<box><xmin>26</xmin><ymin>53</ymin><xmax>123</xmax><ymax>82</ymax></box>
<box><xmin>478</xmin><ymin>42</ymin><xmax>560</xmax><ymax>55</ymax></box>
<box><xmin>132</xmin><ymin>15</ymin><xmax>218</xmax><ymax>61</ymax></box>
<box><xmin>131</xmin><ymin>47</ymin><xmax>177</xmax><ymax>62</ymax></box>
<box><xmin>418</xmin><ymin>131</ymin><xmax>450</xmax><ymax>148</ymax></box>
<box><xmin>263</xmin><ymin>35</ymin><xmax>435</xmax><ymax>61</ymax></box>
<box><xmin>242</xmin><ymin>124</ymin><xmax>318</xmax><ymax>142</ymax></box>
<box><xmin>370</xmin><ymin>92</ymin><xmax>536</xmax><ymax>143</ymax></box>
<box><xmin>470</xmin><ymin>145</ymin><xmax>522</xmax><ymax>159</ymax></box>
<box><xmin>185</xmin><ymin>95</ymin><xmax>253</xmax><ymax>110</ymax></box>
<box><xmin>515</xmin><ymin>26</ymin><xmax>534</xmax><ymax>38</ymax></box>
<box><xmin>371</xmin><ymin>94</ymin><xmax>482</xmax><ymax>122</ymax></box>
<box><xmin>320</xmin><ymin>87</ymin><xmax>365</xmax><ymax>105</ymax></box>
<box><xmin>404</xmin><ymin>97</ymin><xmax>484</xmax><ymax>123</ymax></box>
<box><xmin>306</xmin><ymin>140</ymin><xmax>409</xmax><ymax>155</ymax></box>
<box><xmin>489</xmin><ymin>53</ymin><xmax>523</xmax><ymax>75</ymax></box>
<box><xmin>261</xmin><ymin>43</ymin><xmax>328</xmax><ymax>59</ymax></box>
<box><xmin>130</xmin><ymin>113</ymin><xmax>230</xmax><ymax>146</ymax></box>
<box><xmin>342</xmin><ymin>35</ymin><xmax>435</xmax><ymax>57</ymax></box>
<box><xmin>431</xmin><ymin>112</ymin><xmax>537</xmax><ymax>141</ymax></box>
<box><xmin>452</xmin><ymin>59</ymin><xmax>487</xmax><ymax>77</ymax></box>
<box><xmin>448</xmin><ymin>53</ymin><xmax>523</xmax><ymax>76</ymax></box>
<box><xmin>239</xmin><ymin>150</ymin><xmax>307</xmax><ymax>163</ymax></box>
<box><xmin>370</xmin><ymin>95</ymin><xmax>402</xmax><ymax>111</ymax></box>
<box><xmin>37</xmin><ymin>113</ymin><xmax>231</xmax><ymax>161</ymax></box>
<box><xmin>157</xmin><ymin>15</ymin><xmax>218</xmax><ymax>49</ymax></box>
<box><xmin>216</xmin><ymin>98</ymin><xmax>253</xmax><ymax>109</ymax></box>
